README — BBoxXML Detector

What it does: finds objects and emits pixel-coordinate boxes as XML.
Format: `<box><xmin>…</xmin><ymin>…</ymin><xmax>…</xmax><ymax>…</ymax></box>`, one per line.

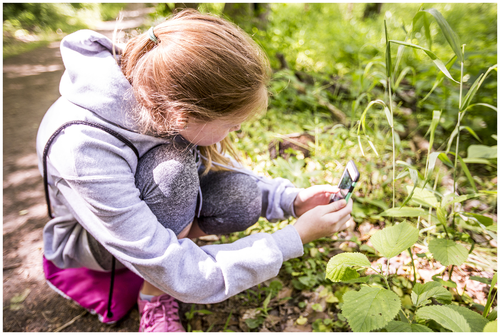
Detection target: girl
<box><xmin>36</xmin><ymin>9</ymin><xmax>352</xmax><ymax>332</ymax></box>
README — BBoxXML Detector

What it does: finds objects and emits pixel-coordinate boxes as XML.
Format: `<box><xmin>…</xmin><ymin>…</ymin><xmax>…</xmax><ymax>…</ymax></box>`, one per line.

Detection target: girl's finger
<box><xmin>326</xmin><ymin>199</ymin><xmax>347</xmax><ymax>212</ymax></box>
<box><xmin>333</xmin><ymin>214</ymin><xmax>351</xmax><ymax>231</ymax></box>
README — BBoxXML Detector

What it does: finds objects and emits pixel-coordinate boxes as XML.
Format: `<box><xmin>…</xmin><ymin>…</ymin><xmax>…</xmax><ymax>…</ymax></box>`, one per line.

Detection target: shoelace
<box><xmin>142</xmin><ymin>296</ymin><xmax>181</xmax><ymax>330</ymax></box>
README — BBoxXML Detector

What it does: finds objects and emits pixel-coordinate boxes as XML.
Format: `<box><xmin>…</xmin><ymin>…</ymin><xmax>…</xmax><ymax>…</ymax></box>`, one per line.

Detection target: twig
<box><xmin>3</xmin><ymin>263</ymin><xmax>22</xmax><ymax>271</ymax></box>
<box><xmin>53</xmin><ymin>310</ymin><xmax>87</xmax><ymax>332</ymax></box>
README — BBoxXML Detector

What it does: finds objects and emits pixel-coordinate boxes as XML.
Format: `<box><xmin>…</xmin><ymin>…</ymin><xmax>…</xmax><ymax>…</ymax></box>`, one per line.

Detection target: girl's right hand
<box><xmin>293</xmin><ymin>199</ymin><xmax>353</xmax><ymax>244</ymax></box>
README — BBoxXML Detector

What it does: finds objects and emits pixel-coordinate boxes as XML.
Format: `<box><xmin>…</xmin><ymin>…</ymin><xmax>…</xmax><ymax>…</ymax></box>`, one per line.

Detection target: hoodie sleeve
<box><xmin>46</xmin><ymin>127</ymin><xmax>304</xmax><ymax>304</ymax></box>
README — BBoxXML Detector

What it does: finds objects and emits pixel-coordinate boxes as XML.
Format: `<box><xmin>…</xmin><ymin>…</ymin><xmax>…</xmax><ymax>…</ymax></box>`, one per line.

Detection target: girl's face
<box><xmin>178</xmin><ymin>117</ymin><xmax>242</xmax><ymax>146</ymax></box>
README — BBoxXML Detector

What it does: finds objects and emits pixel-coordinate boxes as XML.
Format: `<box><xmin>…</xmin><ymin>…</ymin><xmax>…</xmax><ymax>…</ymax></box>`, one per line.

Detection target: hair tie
<box><xmin>148</xmin><ymin>26</ymin><xmax>159</xmax><ymax>44</ymax></box>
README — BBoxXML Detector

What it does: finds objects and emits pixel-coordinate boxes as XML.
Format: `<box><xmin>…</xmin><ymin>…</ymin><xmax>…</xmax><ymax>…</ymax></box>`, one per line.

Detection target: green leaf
<box><xmin>449</xmin><ymin>152</ymin><xmax>478</xmax><ymax>193</ymax></box>
<box><xmin>432</xmin><ymin>274</ymin><xmax>457</xmax><ymax>288</ymax></box>
<box><xmin>461</xmin><ymin>126</ymin><xmax>482</xmax><ymax>143</ymax></box>
<box><xmin>446</xmin><ymin>304</ymin><xmax>489</xmax><ymax>332</ymax></box>
<box><xmin>463</xmin><ymin>212</ymin><xmax>494</xmax><ymax>226</ymax></box>
<box><xmin>458</xmin><ymin>155</ymin><xmax>477</xmax><ymax>193</ymax></box>
<box><xmin>428</xmin><ymin>239</ymin><xmax>469</xmax><ymax>266</ymax></box>
<box><xmin>389</xmin><ymin>40</ymin><xmax>459</xmax><ymax>83</ymax></box>
<box><xmin>483</xmin><ymin>320</ymin><xmax>497</xmax><ymax>332</ymax></box>
<box><xmin>422</xmin><ymin>8</ymin><xmax>463</xmax><ymax>62</ymax></box>
<box><xmin>380</xmin><ymin>207</ymin><xmax>430</xmax><ymax>218</ymax></box>
<box><xmin>464</xmin><ymin>102</ymin><xmax>498</xmax><ymax>113</ymax></box>
<box><xmin>416</xmin><ymin>305</ymin><xmax>470</xmax><ymax>332</ymax></box>
<box><xmin>467</xmin><ymin>145</ymin><xmax>498</xmax><ymax>159</ymax></box>
<box><xmin>385</xmin><ymin>320</ymin><xmax>433</xmax><ymax>332</ymax></box>
<box><xmin>460</xmin><ymin>65</ymin><xmax>497</xmax><ymax>111</ymax></box>
<box><xmin>411</xmin><ymin>281</ymin><xmax>452</xmax><ymax>306</ymax></box>
<box><xmin>342</xmin><ymin>286</ymin><xmax>401</xmax><ymax>332</ymax></box>
<box><xmin>442</xmin><ymin>193</ymin><xmax>481</xmax><ymax>207</ymax></box>
<box><xmin>406</xmin><ymin>186</ymin><xmax>439</xmax><ymax>208</ymax></box>
<box><xmin>470</xmin><ymin>276</ymin><xmax>493</xmax><ymax>285</ymax></box>
<box><xmin>425</xmin><ymin>110</ymin><xmax>442</xmax><ymax>153</ymax></box>
<box><xmin>384</xmin><ymin>20</ymin><xmax>392</xmax><ymax>78</ymax></box>
<box><xmin>370</xmin><ymin>221</ymin><xmax>419</xmax><ymax>259</ymax></box>
<box><xmin>325</xmin><ymin>252</ymin><xmax>371</xmax><ymax>282</ymax></box>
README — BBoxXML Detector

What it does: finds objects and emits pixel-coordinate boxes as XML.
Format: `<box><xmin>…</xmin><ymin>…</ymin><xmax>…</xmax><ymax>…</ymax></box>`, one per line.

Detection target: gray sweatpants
<box><xmin>89</xmin><ymin>141</ymin><xmax>262</xmax><ymax>270</ymax></box>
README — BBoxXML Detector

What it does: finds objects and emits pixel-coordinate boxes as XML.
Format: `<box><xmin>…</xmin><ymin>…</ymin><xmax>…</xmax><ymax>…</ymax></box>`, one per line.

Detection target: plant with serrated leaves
<box><xmin>357</xmin><ymin>4</ymin><xmax>496</xmax><ymax>294</ymax></box>
<box><xmin>325</xmin><ymin>221</ymin><xmax>496</xmax><ymax>332</ymax></box>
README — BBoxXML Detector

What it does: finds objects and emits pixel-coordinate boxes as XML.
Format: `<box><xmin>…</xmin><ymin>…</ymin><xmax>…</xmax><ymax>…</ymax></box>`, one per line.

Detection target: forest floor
<box><xmin>2</xmin><ymin>4</ymin><xmax>495</xmax><ymax>333</ymax></box>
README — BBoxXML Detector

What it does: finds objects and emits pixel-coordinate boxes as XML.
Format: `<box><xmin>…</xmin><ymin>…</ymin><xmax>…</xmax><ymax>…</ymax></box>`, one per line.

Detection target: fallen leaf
<box><xmin>296</xmin><ymin>315</ymin><xmax>308</xmax><ymax>325</ymax></box>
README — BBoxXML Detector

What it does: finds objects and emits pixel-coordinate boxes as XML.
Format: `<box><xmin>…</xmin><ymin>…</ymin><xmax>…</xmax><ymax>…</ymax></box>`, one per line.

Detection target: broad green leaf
<box><xmin>370</xmin><ymin>221</ymin><xmax>419</xmax><ymax>259</ymax></box>
<box><xmin>325</xmin><ymin>252</ymin><xmax>371</xmax><ymax>282</ymax></box>
<box><xmin>380</xmin><ymin>207</ymin><xmax>430</xmax><ymax>218</ymax></box>
<box><xmin>484</xmin><ymin>320</ymin><xmax>497</xmax><ymax>332</ymax></box>
<box><xmin>447</xmin><ymin>304</ymin><xmax>489</xmax><ymax>332</ymax></box>
<box><xmin>422</xmin><ymin>8</ymin><xmax>463</xmax><ymax>62</ymax></box>
<box><xmin>406</xmin><ymin>186</ymin><xmax>439</xmax><ymax>208</ymax></box>
<box><xmin>411</xmin><ymin>281</ymin><xmax>452</xmax><ymax>306</ymax></box>
<box><xmin>428</xmin><ymin>239</ymin><xmax>469</xmax><ymax>266</ymax></box>
<box><xmin>385</xmin><ymin>320</ymin><xmax>432</xmax><ymax>332</ymax></box>
<box><xmin>467</xmin><ymin>145</ymin><xmax>497</xmax><ymax>159</ymax></box>
<box><xmin>389</xmin><ymin>40</ymin><xmax>458</xmax><ymax>83</ymax></box>
<box><xmin>416</xmin><ymin>305</ymin><xmax>470</xmax><ymax>332</ymax></box>
<box><xmin>342</xmin><ymin>286</ymin><xmax>401</xmax><ymax>332</ymax></box>
<box><xmin>463</xmin><ymin>212</ymin><xmax>494</xmax><ymax>226</ymax></box>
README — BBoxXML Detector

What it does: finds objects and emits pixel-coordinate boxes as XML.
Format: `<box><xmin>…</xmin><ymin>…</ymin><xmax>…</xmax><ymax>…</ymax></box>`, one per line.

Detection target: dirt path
<box><xmin>3</xmin><ymin>5</ymin><xmax>153</xmax><ymax>331</ymax></box>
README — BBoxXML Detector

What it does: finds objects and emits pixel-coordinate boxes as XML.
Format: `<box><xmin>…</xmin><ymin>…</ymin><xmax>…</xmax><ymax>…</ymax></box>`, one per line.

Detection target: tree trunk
<box><xmin>363</xmin><ymin>3</ymin><xmax>383</xmax><ymax>20</ymax></box>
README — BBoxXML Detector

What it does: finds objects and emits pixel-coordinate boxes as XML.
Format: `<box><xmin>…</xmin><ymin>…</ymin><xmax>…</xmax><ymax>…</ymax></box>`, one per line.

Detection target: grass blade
<box><xmin>461</xmin><ymin>65</ymin><xmax>498</xmax><ymax>111</ymax></box>
<box><xmin>449</xmin><ymin>152</ymin><xmax>478</xmax><ymax>193</ymax></box>
<box><xmin>423</xmin><ymin>8</ymin><xmax>463</xmax><ymax>62</ymax></box>
<box><xmin>389</xmin><ymin>40</ymin><xmax>459</xmax><ymax>83</ymax></box>
<box><xmin>464</xmin><ymin>103</ymin><xmax>498</xmax><ymax>113</ymax></box>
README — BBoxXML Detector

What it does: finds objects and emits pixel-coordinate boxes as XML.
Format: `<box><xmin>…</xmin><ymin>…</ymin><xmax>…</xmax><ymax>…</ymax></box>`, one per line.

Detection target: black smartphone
<box><xmin>330</xmin><ymin>160</ymin><xmax>360</xmax><ymax>203</ymax></box>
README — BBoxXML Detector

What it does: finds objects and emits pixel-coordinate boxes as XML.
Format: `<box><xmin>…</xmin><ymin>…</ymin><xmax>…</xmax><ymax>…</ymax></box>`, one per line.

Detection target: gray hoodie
<box><xmin>36</xmin><ymin>30</ymin><xmax>304</xmax><ymax>304</ymax></box>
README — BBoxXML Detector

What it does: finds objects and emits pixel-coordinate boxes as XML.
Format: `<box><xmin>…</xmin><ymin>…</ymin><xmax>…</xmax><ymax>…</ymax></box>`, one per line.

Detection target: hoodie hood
<box><xmin>59</xmin><ymin>30</ymin><xmax>139</xmax><ymax>132</ymax></box>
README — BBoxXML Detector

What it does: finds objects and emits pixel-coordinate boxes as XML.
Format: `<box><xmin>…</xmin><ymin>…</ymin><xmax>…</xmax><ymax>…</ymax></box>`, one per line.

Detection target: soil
<box><xmin>3</xmin><ymin>5</ymin><xmax>148</xmax><ymax>332</ymax></box>
<box><xmin>3</xmin><ymin>4</ymin><xmax>496</xmax><ymax>333</ymax></box>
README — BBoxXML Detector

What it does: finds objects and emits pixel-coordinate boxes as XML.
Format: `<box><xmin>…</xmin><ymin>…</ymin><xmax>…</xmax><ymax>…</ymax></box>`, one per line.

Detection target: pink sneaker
<box><xmin>138</xmin><ymin>294</ymin><xmax>186</xmax><ymax>332</ymax></box>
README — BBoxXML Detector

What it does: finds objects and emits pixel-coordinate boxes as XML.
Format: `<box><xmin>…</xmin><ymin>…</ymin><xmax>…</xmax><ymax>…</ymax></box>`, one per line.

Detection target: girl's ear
<box><xmin>174</xmin><ymin>112</ymin><xmax>189</xmax><ymax>130</ymax></box>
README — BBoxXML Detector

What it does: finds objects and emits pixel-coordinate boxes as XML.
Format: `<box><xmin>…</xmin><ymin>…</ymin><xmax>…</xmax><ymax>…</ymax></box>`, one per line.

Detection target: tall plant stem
<box><xmin>448</xmin><ymin>265</ymin><xmax>455</xmax><ymax>281</ymax></box>
<box><xmin>451</xmin><ymin>45</ymin><xmax>466</xmax><ymax>230</ymax></box>
<box><xmin>388</xmin><ymin>80</ymin><xmax>396</xmax><ymax>209</ymax></box>
<box><xmin>408</xmin><ymin>247</ymin><xmax>417</xmax><ymax>285</ymax></box>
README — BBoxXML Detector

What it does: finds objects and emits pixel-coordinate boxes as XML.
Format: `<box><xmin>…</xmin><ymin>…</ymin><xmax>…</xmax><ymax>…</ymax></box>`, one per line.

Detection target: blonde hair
<box><xmin>121</xmin><ymin>9</ymin><xmax>271</xmax><ymax>172</ymax></box>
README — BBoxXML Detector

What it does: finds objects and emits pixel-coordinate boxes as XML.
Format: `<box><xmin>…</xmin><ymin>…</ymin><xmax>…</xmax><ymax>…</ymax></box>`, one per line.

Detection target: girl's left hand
<box><xmin>294</xmin><ymin>185</ymin><xmax>340</xmax><ymax>217</ymax></box>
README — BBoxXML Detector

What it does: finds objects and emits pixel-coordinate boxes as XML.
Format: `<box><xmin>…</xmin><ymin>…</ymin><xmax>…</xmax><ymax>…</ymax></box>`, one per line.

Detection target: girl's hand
<box><xmin>294</xmin><ymin>185</ymin><xmax>340</xmax><ymax>217</ymax></box>
<box><xmin>293</xmin><ymin>199</ymin><xmax>353</xmax><ymax>244</ymax></box>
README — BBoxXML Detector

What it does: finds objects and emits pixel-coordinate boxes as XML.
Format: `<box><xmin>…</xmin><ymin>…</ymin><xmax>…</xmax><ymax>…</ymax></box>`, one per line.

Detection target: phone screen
<box><xmin>331</xmin><ymin>170</ymin><xmax>355</xmax><ymax>202</ymax></box>
<box><xmin>330</xmin><ymin>160</ymin><xmax>359</xmax><ymax>203</ymax></box>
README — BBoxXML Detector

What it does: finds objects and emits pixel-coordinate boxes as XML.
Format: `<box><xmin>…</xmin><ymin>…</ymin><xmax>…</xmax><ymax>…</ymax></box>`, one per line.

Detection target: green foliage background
<box><xmin>4</xmin><ymin>3</ymin><xmax>496</xmax><ymax>332</ymax></box>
